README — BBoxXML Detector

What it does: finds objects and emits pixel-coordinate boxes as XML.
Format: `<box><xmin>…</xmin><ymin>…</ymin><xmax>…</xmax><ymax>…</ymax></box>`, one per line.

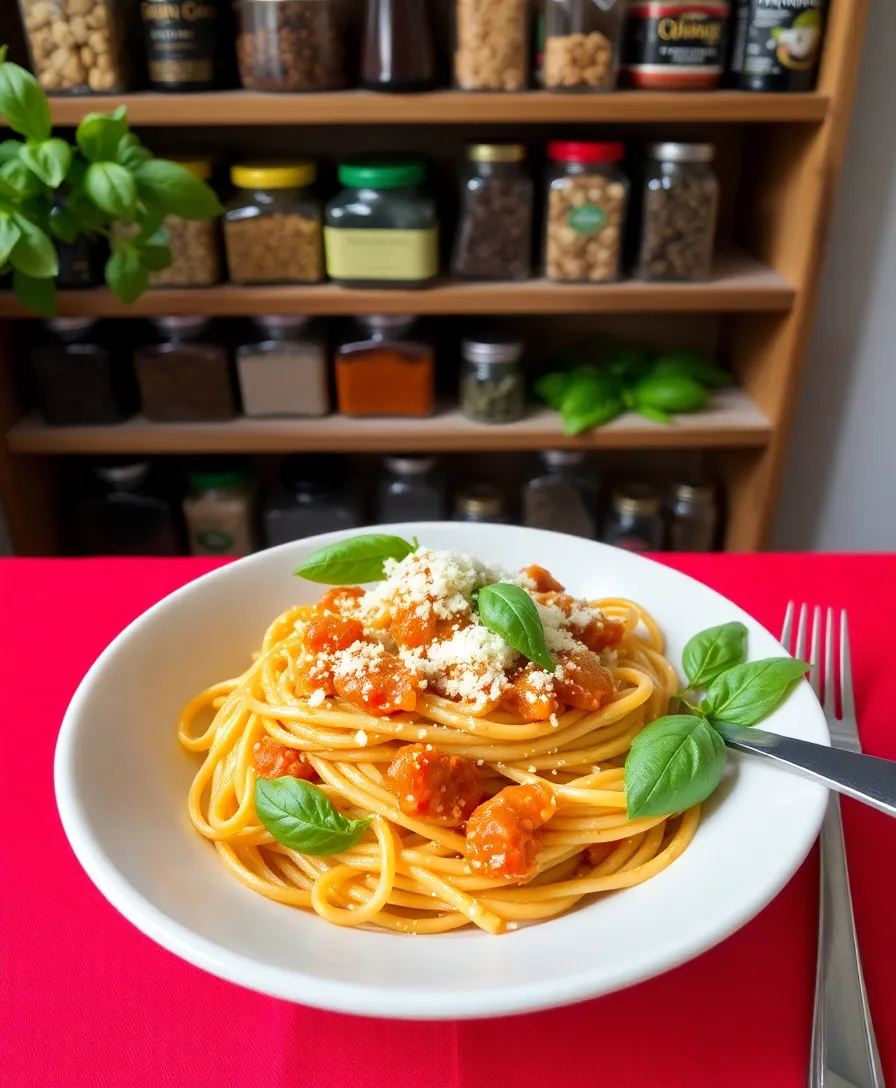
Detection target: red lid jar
<box><xmin>548</xmin><ymin>141</ymin><xmax>625</xmax><ymax>164</ymax></box>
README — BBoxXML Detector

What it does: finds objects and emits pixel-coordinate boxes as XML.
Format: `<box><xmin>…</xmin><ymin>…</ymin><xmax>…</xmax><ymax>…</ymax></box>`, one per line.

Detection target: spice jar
<box><xmin>454</xmin><ymin>484</ymin><xmax>508</xmax><ymax>524</ymax></box>
<box><xmin>74</xmin><ymin>459</ymin><xmax>183</xmax><ymax>556</ymax></box>
<box><xmin>361</xmin><ymin>0</ymin><xmax>435</xmax><ymax>91</ymax></box>
<box><xmin>148</xmin><ymin>161</ymin><xmax>223</xmax><ymax>287</ymax></box>
<box><xmin>636</xmin><ymin>143</ymin><xmax>719</xmax><ymax>282</ymax></box>
<box><xmin>325</xmin><ymin>159</ymin><xmax>439</xmax><ymax>289</ymax></box>
<box><xmin>542</xmin><ymin>0</ymin><xmax>624</xmax><ymax>91</ymax></box>
<box><xmin>460</xmin><ymin>333</ymin><xmax>526</xmax><ymax>424</ymax></box>
<box><xmin>378</xmin><ymin>456</ymin><xmax>447</xmax><ymax>522</ymax></box>
<box><xmin>236</xmin><ymin>315</ymin><xmax>329</xmax><ymax>418</ymax></box>
<box><xmin>183</xmin><ymin>464</ymin><xmax>257</xmax><ymax>557</ymax></box>
<box><xmin>263</xmin><ymin>455</ymin><xmax>362</xmax><ymax>547</ymax></box>
<box><xmin>224</xmin><ymin>162</ymin><xmax>323</xmax><ymax>285</ymax></box>
<box><xmin>602</xmin><ymin>483</ymin><xmax>665</xmax><ymax>551</ymax></box>
<box><xmin>31</xmin><ymin>318</ymin><xmax>138</xmax><ymax>426</ymax></box>
<box><xmin>454</xmin><ymin>0</ymin><xmax>527</xmax><ymax>90</ymax></box>
<box><xmin>335</xmin><ymin>315</ymin><xmax>434</xmax><ymax>417</ymax></box>
<box><xmin>141</xmin><ymin>0</ymin><xmax>231</xmax><ymax>91</ymax></box>
<box><xmin>452</xmin><ymin>144</ymin><xmax>533</xmax><ymax>281</ymax></box>
<box><xmin>665</xmin><ymin>481</ymin><xmax>719</xmax><ymax>551</ymax></box>
<box><xmin>52</xmin><ymin>198</ymin><xmax>106</xmax><ymax>288</ymax></box>
<box><xmin>134</xmin><ymin>316</ymin><xmax>238</xmax><ymax>423</ymax></box>
<box><xmin>545</xmin><ymin>142</ymin><xmax>628</xmax><ymax>283</ymax></box>
<box><xmin>523</xmin><ymin>450</ymin><xmax>599</xmax><ymax>538</ymax></box>
<box><xmin>17</xmin><ymin>0</ymin><xmax>130</xmax><ymax>94</ymax></box>
<box><xmin>235</xmin><ymin>0</ymin><xmax>345</xmax><ymax>91</ymax></box>
<box><xmin>622</xmin><ymin>0</ymin><xmax>729</xmax><ymax>89</ymax></box>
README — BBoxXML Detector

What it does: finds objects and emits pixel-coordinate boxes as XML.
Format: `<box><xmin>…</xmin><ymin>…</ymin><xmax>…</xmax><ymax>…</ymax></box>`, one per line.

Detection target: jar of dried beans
<box><xmin>17</xmin><ymin>0</ymin><xmax>130</xmax><ymax>94</ymax></box>
<box><xmin>454</xmin><ymin>0</ymin><xmax>528</xmax><ymax>91</ymax></box>
<box><xmin>545</xmin><ymin>141</ymin><xmax>628</xmax><ymax>283</ymax></box>
<box><xmin>542</xmin><ymin>0</ymin><xmax>625</xmax><ymax>92</ymax></box>
<box><xmin>235</xmin><ymin>0</ymin><xmax>345</xmax><ymax>91</ymax></box>
<box><xmin>149</xmin><ymin>160</ymin><xmax>223</xmax><ymax>287</ymax></box>
<box><xmin>224</xmin><ymin>162</ymin><xmax>323</xmax><ymax>285</ymax></box>
<box><xmin>636</xmin><ymin>143</ymin><xmax>719</xmax><ymax>282</ymax></box>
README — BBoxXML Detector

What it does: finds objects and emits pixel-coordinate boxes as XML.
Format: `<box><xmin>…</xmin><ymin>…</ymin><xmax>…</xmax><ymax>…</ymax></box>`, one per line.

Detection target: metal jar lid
<box><xmin>48</xmin><ymin>317</ymin><xmax>97</xmax><ymax>336</ymax></box>
<box><xmin>671</xmin><ymin>481</ymin><xmax>716</xmax><ymax>504</ymax></box>
<box><xmin>254</xmin><ymin>314</ymin><xmax>312</xmax><ymax>335</ymax></box>
<box><xmin>385</xmin><ymin>455</ymin><xmax>436</xmax><ymax>476</ymax></box>
<box><xmin>94</xmin><ymin>460</ymin><xmax>151</xmax><ymax>490</ymax></box>
<box><xmin>455</xmin><ymin>484</ymin><xmax>504</xmax><ymax>518</ymax></box>
<box><xmin>540</xmin><ymin>450</ymin><xmax>587</xmax><ymax>469</ymax></box>
<box><xmin>152</xmin><ymin>315</ymin><xmax>210</xmax><ymax>337</ymax></box>
<box><xmin>462</xmin><ymin>334</ymin><xmax>523</xmax><ymax>366</ymax></box>
<box><xmin>360</xmin><ymin>314</ymin><xmax>417</xmax><ymax>334</ymax></box>
<box><xmin>648</xmin><ymin>143</ymin><xmax>716</xmax><ymax>163</ymax></box>
<box><xmin>467</xmin><ymin>143</ymin><xmax>526</xmax><ymax>164</ymax></box>
<box><xmin>612</xmin><ymin>482</ymin><xmax>661</xmax><ymax>516</ymax></box>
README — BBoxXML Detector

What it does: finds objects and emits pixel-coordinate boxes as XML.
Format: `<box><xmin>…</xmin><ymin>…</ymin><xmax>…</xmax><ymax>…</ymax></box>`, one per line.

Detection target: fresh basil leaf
<box><xmin>702</xmin><ymin>658</ymin><xmax>809</xmax><ymax>726</ymax></box>
<box><xmin>20</xmin><ymin>138</ymin><xmax>71</xmax><ymax>188</ymax></box>
<box><xmin>0</xmin><ymin>211</ymin><xmax>21</xmax><ymax>266</ymax></box>
<box><xmin>85</xmin><ymin>162</ymin><xmax>137</xmax><ymax>220</ymax></box>
<box><xmin>477</xmin><ymin>582</ymin><xmax>555</xmax><ymax>672</ymax></box>
<box><xmin>115</xmin><ymin>132</ymin><xmax>152</xmax><ymax>171</ymax></box>
<box><xmin>0</xmin><ymin>139</ymin><xmax>23</xmax><ymax>164</ymax></box>
<box><xmin>255</xmin><ymin>777</ymin><xmax>372</xmax><ymax>855</ymax></box>
<box><xmin>0</xmin><ymin>158</ymin><xmax>43</xmax><ymax>200</ymax></box>
<box><xmin>12</xmin><ymin>269</ymin><xmax>56</xmax><ymax>318</ymax></box>
<box><xmin>651</xmin><ymin>353</ymin><xmax>732</xmax><ymax>388</ymax></box>
<box><xmin>625</xmin><ymin>714</ymin><xmax>726</xmax><ymax>819</ymax></box>
<box><xmin>562</xmin><ymin>394</ymin><xmax>623</xmax><ymax>435</ymax></box>
<box><xmin>138</xmin><ymin>242</ymin><xmax>172</xmax><ymax>272</ymax></box>
<box><xmin>0</xmin><ymin>58</ymin><xmax>51</xmax><ymax>141</ymax></box>
<box><xmin>48</xmin><ymin>206</ymin><xmax>80</xmax><ymax>245</ymax></box>
<box><xmin>76</xmin><ymin>112</ymin><xmax>129</xmax><ymax>164</ymax></box>
<box><xmin>134</xmin><ymin>159</ymin><xmax>224</xmax><ymax>220</ymax></box>
<box><xmin>105</xmin><ymin>244</ymin><xmax>148</xmax><ymax>303</ymax></box>
<box><xmin>603</xmin><ymin>344</ymin><xmax>653</xmax><ymax>382</ymax></box>
<box><xmin>534</xmin><ymin>371</ymin><xmax>573</xmax><ymax>410</ymax></box>
<box><xmin>637</xmin><ymin>405</ymin><xmax>671</xmax><ymax>424</ymax></box>
<box><xmin>10</xmin><ymin>214</ymin><xmax>57</xmax><ymax>278</ymax></box>
<box><xmin>682</xmin><ymin>622</ymin><xmax>748</xmax><ymax>688</ymax></box>
<box><xmin>295</xmin><ymin>533</ymin><xmax>416</xmax><ymax>584</ymax></box>
<box><xmin>634</xmin><ymin>374</ymin><xmax>710</xmax><ymax>413</ymax></box>
<box><xmin>559</xmin><ymin>373</ymin><xmax>623</xmax><ymax>435</ymax></box>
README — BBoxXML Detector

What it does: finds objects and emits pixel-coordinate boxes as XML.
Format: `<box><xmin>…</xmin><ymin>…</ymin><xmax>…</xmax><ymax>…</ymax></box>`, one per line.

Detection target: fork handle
<box><xmin>714</xmin><ymin>723</ymin><xmax>896</xmax><ymax>818</ymax></box>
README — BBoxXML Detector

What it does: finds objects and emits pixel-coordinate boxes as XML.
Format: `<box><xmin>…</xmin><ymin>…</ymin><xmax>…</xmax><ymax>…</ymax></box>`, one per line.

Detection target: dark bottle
<box><xmin>263</xmin><ymin>456</ymin><xmax>363</xmax><ymax>548</ymax></box>
<box><xmin>729</xmin><ymin>0</ymin><xmax>825</xmax><ymax>92</ymax></box>
<box><xmin>140</xmin><ymin>0</ymin><xmax>234</xmax><ymax>91</ymax></box>
<box><xmin>51</xmin><ymin>200</ymin><xmax>107</xmax><ymax>288</ymax></box>
<box><xmin>360</xmin><ymin>0</ymin><xmax>436</xmax><ymax>91</ymax></box>
<box><xmin>74</xmin><ymin>460</ymin><xmax>183</xmax><ymax>556</ymax></box>
<box><xmin>31</xmin><ymin>318</ymin><xmax>139</xmax><ymax>426</ymax></box>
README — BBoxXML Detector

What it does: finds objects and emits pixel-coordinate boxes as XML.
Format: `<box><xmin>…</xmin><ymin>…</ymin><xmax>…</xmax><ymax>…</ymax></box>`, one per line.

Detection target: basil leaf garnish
<box><xmin>477</xmin><ymin>583</ymin><xmax>555</xmax><ymax>672</ymax></box>
<box><xmin>625</xmin><ymin>714</ymin><xmax>727</xmax><ymax>819</ymax></box>
<box><xmin>701</xmin><ymin>658</ymin><xmax>808</xmax><ymax>727</ymax></box>
<box><xmin>682</xmin><ymin>621</ymin><xmax>748</xmax><ymax>688</ymax></box>
<box><xmin>294</xmin><ymin>533</ymin><xmax>416</xmax><ymax>585</ymax></box>
<box><xmin>255</xmin><ymin>777</ymin><xmax>372</xmax><ymax>855</ymax></box>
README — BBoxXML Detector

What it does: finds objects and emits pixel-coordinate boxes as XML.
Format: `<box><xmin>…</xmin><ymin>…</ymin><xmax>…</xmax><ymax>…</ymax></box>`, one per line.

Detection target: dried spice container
<box><xmin>183</xmin><ymin>465</ymin><xmax>257</xmax><ymax>557</ymax></box>
<box><xmin>542</xmin><ymin>0</ymin><xmax>625</xmax><ymax>91</ymax></box>
<box><xmin>545</xmin><ymin>141</ymin><xmax>628</xmax><ymax>283</ymax></box>
<box><xmin>378</xmin><ymin>457</ymin><xmax>446</xmax><ymax>522</ymax></box>
<box><xmin>149</xmin><ymin>161</ymin><xmax>223</xmax><ymax>287</ymax></box>
<box><xmin>236</xmin><ymin>315</ymin><xmax>329</xmax><ymax>417</ymax></box>
<box><xmin>454</xmin><ymin>484</ymin><xmax>508</xmax><ymax>523</ymax></box>
<box><xmin>264</xmin><ymin>456</ymin><xmax>362</xmax><ymax>547</ymax></box>
<box><xmin>602</xmin><ymin>483</ymin><xmax>664</xmax><ymax>551</ymax></box>
<box><xmin>460</xmin><ymin>333</ymin><xmax>526</xmax><ymax>424</ymax></box>
<box><xmin>224</xmin><ymin>162</ymin><xmax>323</xmax><ymax>285</ymax></box>
<box><xmin>622</xmin><ymin>0</ymin><xmax>729</xmax><ymax>89</ymax></box>
<box><xmin>141</xmin><ymin>0</ymin><xmax>230</xmax><ymax>91</ymax></box>
<box><xmin>361</xmin><ymin>0</ymin><xmax>435</xmax><ymax>91</ymax></box>
<box><xmin>454</xmin><ymin>0</ymin><xmax>528</xmax><ymax>90</ymax></box>
<box><xmin>636</xmin><ymin>143</ymin><xmax>718</xmax><ymax>282</ymax></box>
<box><xmin>235</xmin><ymin>0</ymin><xmax>345</xmax><ymax>91</ymax></box>
<box><xmin>134</xmin><ymin>316</ymin><xmax>238</xmax><ymax>423</ymax></box>
<box><xmin>17</xmin><ymin>0</ymin><xmax>130</xmax><ymax>94</ymax></box>
<box><xmin>52</xmin><ymin>197</ymin><xmax>106</xmax><ymax>287</ymax></box>
<box><xmin>74</xmin><ymin>459</ymin><xmax>183</xmax><ymax>556</ymax></box>
<box><xmin>452</xmin><ymin>144</ymin><xmax>533</xmax><ymax>281</ymax></box>
<box><xmin>335</xmin><ymin>315</ymin><xmax>434</xmax><ymax>417</ymax></box>
<box><xmin>523</xmin><ymin>450</ymin><xmax>599</xmax><ymax>538</ymax></box>
<box><xmin>665</xmin><ymin>480</ymin><xmax>719</xmax><ymax>551</ymax></box>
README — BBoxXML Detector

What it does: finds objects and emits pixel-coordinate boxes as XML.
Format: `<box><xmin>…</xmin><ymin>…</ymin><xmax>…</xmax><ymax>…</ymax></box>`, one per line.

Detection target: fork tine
<box><xmin>840</xmin><ymin>610</ymin><xmax>855</xmax><ymax>722</ymax></box>
<box><xmin>824</xmin><ymin>606</ymin><xmax>836</xmax><ymax>717</ymax></box>
<box><xmin>810</xmin><ymin>605</ymin><xmax>822</xmax><ymax>702</ymax></box>
<box><xmin>794</xmin><ymin>602</ymin><xmax>809</xmax><ymax>664</ymax></box>
<box><xmin>781</xmin><ymin>601</ymin><xmax>795</xmax><ymax>649</ymax></box>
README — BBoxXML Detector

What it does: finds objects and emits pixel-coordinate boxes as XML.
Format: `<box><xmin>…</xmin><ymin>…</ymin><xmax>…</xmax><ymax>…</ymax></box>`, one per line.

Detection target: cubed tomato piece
<box><xmin>500</xmin><ymin>663</ymin><xmax>560</xmax><ymax>722</ymax></box>
<box><xmin>389</xmin><ymin>599</ymin><xmax>469</xmax><ymax>649</ymax></box>
<box><xmin>334</xmin><ymin>654</ymin><xmax>418</xmax><ymax>716</ymax></box>
<box><xmin>465</xmin><ymin>781</ymin><xmax>557</xmax><ymax>883</ymax></box>
<box><xmin>554</xmin><ymin>650</ymin><xmax>615</xmax><ymax>711</ymax></box>
<box><xmin>304</xmin><ymin>614</ymin><xmax>365</xmax><ymax>654</ymax></box>
<box><xmin>386</xmin><ymin>743</ymin><xmax>484</xmax><ymax>825</ymax></box>
<box><xmin>521</xmin><ymin>565</ymin><xmax>565</xmax><ymax>593</ymax></box>
<box><xmin>297</xmin><ymin>654</ymin><xmax>336</xmax><ymax>697</ymax></box>
<box><xmin>253</xmin><ymin>736</ymin><xmax>317</xmax><ymax>781</ymax></box>
<box><xmin>576</xmin><ymin>617</ymin><xmax>625</xmax><ymax>654</ymax></box>
<box><xmin>315</xmin><ymin>586</ymin><xmax>365</xmax><ymax>615</ymax></box>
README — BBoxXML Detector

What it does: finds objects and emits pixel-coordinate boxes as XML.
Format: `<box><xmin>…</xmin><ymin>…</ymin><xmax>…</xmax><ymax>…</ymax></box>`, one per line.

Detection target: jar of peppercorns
<box><xmin>542</xmin><ymin>0</ymin><xmax>625</xmax><ymax>92</ymax></box>
<box><xmin>224</xmin><ymin>162</ymin><xmax>323</xmax><ymax>285</ymax></box>
<box><xmin>235</xmin><ymin>0</ymin><xmax>346</xmax><ymax>92</ymax></box>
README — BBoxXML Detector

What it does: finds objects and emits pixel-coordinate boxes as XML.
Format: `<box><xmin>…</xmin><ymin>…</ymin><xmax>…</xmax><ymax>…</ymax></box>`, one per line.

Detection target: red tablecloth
<box><xmin>2</xmin><ymin>555</ymin><xmax>895</xmax><ymax>1088</ymax></box>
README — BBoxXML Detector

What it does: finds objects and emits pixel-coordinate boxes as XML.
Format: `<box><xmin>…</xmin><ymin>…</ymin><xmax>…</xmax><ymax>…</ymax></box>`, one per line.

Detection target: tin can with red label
<box><xmin>622</xmin><ymin>0</ymin><xmax>729</xmax><ymax>90</ymax></box>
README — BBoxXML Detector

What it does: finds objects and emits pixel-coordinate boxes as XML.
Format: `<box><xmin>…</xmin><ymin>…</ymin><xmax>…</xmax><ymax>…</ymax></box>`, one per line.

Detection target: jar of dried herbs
<box><xmin>460</xmin><ymin>333</ymin><xmax>525</xmax><ymax>424</ymax></box>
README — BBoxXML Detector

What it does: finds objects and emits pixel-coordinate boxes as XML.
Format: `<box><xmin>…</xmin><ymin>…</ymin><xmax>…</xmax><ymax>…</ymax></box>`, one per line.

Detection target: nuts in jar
<box><xmin>235</xmin><ymin>0</ymin><xmax>345</xmax><ymax>92</ymax></box>
<box><xmin>224</xmin><ymin>162</ymin><xmax>323</xmax><ymax>285</ymax></box>
<box><xmin>18</xmin><ymin>0</ymin><xmax>128</xmax><ymax>94</ymax></box>
<box><xmin>151</xmin><ymin>160</ymin><xmax>222</xmax><ymax>287</ymax></box>
<box><xmin>545</xmin><ymin>141</ymin><xmax>628</xmax><ymax>284</ymax></box>
<box><xmin>454</xmin><ymin>0</ymin><xmax>527</xmax><ymax>91</ymax></box>
<box><xmin>637</xmin><ymin>143</ymin><xmax>719</xmax><ymax>282</ymax></box>
<box><xmin>544</xmin><ymin>33</ymin><xmax>614</xmax><ymax>90</ymax></box>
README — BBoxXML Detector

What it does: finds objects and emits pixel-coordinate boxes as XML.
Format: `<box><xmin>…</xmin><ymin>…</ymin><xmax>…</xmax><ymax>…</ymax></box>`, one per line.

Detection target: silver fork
<box><xmin>785</xmin><ymin>604</ymin><xmax>885</xmax><ymax>1088</ymax></box>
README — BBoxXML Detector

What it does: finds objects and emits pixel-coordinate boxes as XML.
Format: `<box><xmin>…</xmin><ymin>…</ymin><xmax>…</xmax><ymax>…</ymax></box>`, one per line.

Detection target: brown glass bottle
<box><xmin>360</xmin><ymin>0</ymin><xmax>436</xmax><ymax>92</ymax></box>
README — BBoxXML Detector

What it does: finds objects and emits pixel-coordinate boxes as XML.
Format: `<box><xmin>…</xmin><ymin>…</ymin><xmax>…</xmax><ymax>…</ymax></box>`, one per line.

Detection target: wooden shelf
<box><xmin>0</xmin><ymin>253</ymin><xmax>794</xmax><ymax>318</ymax></box>
<box><xmin>3</xmin><ymin>90</ymin><xmax>831</xmax><ymax>129</ymax></box>
<box><xmin>6</xmin><ymin>390</ymin><xmax>771</xmax><ymax>455</ymax></box>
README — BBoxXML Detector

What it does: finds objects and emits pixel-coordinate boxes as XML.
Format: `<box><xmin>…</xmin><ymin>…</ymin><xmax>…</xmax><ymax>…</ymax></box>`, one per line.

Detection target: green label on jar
<box><xmin>324</xmin><ymin>227</ymin><xmax>439</xmax><ymax>281</ymax></box>
<box><xmin>197</xmin><ymin>529</ymin><xmax>234</xmax><ymax>554</ymax></box>
<box><xmin>568</xmin><ymin>204</ymin><xmax>607</xmax><ymax>236</ymax></box>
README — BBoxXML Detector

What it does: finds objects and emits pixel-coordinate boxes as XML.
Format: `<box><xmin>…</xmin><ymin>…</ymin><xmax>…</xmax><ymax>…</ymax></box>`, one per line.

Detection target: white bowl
<box><xmin>54</xmin><ymin>524</ymin><xmax>828</xmax><ymax>1020</ymax></box>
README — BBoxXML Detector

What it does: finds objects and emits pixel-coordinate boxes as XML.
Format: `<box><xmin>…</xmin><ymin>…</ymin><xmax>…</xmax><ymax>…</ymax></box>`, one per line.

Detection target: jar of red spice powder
<box><xmin>335</xmin><ymin>315</ymin><xmax>434</xmax><ymax>417</ymax></box>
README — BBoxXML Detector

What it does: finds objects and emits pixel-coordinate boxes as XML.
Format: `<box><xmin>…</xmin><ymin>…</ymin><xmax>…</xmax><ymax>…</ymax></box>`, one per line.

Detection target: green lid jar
<box><xmin>324</xmin><ymin>157</ymin><xmax>439</xmax><ymax>289</ymax></box>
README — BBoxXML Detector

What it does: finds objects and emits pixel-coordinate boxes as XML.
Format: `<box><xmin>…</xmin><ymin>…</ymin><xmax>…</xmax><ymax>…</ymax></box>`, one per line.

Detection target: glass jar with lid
<box><xmin>665</xmin><ymin>480</ymin><xmax>719</xmax><ymax>551</ymax></box>
<box><xmin>460</xmin><ymin>332</ymin><xmax>526</xmax><ymax>424</ymax></box>
<box><xmin>636</xmin><ymin>143</ymin><xmax>719</xmax><ymax>283</ymax></box>
<box><xmin>335</xmin><ymin>315</ymin><xmax>434</xmax><ymax>417</ymax></box>
<box><xmin>523</xmin><ymin>450</ymin><xmax>599</xmax><ymax>538</ymax></box>
<box><xmin>263</xmin><ymin>455</ymin><xmax>362</xmax><ymax>547</ymax></box>
<box><xmin>542</xmin><ymin>0</ymin><xmax>625</xmax><ymax>91</ymax></box>
<box><xmin>235</xmin><ymin>0</ymin><xmax>346</xmax><ymax>91</ymax></box>
<box><xmin>183</xmin><ymin>463</ymin><xmax>257</xmax><ymax>557</ymax></box>
<box><xmin>148</xmin><ymin>160</ymin><xmax>223</xmax><ymax>287</ymax></box>
<box><xmin>378</xmin><ymin>456</ymin><xmax>446</xmax><ymax>522</ymax></box>
<box><xmin>452</xmin><ymin>144</ymin><xmax>533</xmax><ymax>281</ymax></box>
<box><xmin>31</xmin><ymin>318</ymin><xmax>138</xmax><ymax>427</ymax></box>
<box><xmin>324</xmin><ymin>159</ymin><xmax>439</xmax><ymax>289</ymax></box>
<box><xmin>73</xmin><ymin>459</ymin><xmax>183</xmax><ymax>556</ymax></box>
<box><xmin>453</xmin><ymin>483</ymin><xmax>509</xmax><ymax>524</ymax></box>
<box><xmin>601</xmin><ymin>483</ymin><xmax>665</xmax><ymax>551</ymax></box>
<box><xmin>224</xmin><ymin>162</ymin><xmax>323</xmax><ymax>285</ymax></box>
<box><xmin>454</xmin><ymin>0</ymin><xmax>528</xmax><ymax>90</ymax></box>
<box><xmin>17</xmin><ymin>0</ymin><xmax>130</xmax><ymax>95</ymax></box>
<box><xmin>134</xmin><ymin>316</ymin><xmax>238</xmax><ymax>423</ymax></box>
<box><xmin>545</xmin><ymin>142</ymin><xmax>629</xmax><ymax>283</ymax></box>
<box><xmin>361</xmin><ymin>0</ymin><xmax>435</xmax><ymax>91</ymax></box>
<box><xmin>236</xmin><ymin>316</ymin><xmax>329</xmax><ymax>418</ymax></box>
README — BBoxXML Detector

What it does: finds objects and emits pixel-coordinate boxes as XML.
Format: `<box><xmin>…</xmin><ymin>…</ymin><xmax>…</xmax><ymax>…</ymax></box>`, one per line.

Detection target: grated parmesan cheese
<box><xmin>354</xmin><ymin>730</ymin><xmax>368</xmax><ymax>747</ymax></box>
<box><xmin>307</xmin><ymin>688</ymin><xmax>326</xmax><ymax>708</ymax></box>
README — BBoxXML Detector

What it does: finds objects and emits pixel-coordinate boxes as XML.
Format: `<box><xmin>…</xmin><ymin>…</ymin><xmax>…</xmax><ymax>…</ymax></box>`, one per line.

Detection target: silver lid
<box><xmin>648</xmin><ymin>143</ymin><xmax>715</xmax><ymax>164</ymax></box>
<box><xmin>385</xmin><ymin>455</ymin><xmax>436</xmax><ymax>476</ymax></box>
<box><xmin>360</xmin><ymin>314</ymin><xmax>416</xmax><ymax>333</ymax></box>
<box><xmin>48</xmin><ymin>317</ymin><xmax>97</xmax><ymax>335</ymax></box>
<box><xmin>462</xmin><ymin>335</ymin><xmax>523</xmax><ymax>366</ymax></box>
<box><xmin>540</xmin><ymin>450</ymin><xmax>587</xmax><ymax>469</ymax></box>
<box><xmin>612</xmin><ymin>482</ymin><xmax>661</xmax><ymax>516</ymax></box>
<box><xmin>255</xmin><ymin>315</ymin><xmax>311</xmax><ymax>334</ymax></box>
<box><xmin>152</xmin><ymin>315</ymin><xmax>210</xmax><ymax>336</ymax></box>
<box><xmin>94</xmin><ymin>461</ymin><xmax>151</xmax><ymax>489</ymax></box>
<box><xmin>455</xmin><ymin>484</ymin><xmax>504</xmax><ymax>517</ymax></box>
<box><xmin>671</xmin><ymin>481</ymin><xmax>716</xmax><ymax>503</ymax></box>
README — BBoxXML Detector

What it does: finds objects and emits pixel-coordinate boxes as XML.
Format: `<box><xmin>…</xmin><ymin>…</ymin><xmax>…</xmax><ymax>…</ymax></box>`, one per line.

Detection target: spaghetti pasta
<box><xmin>179</xmin><ymin>548</ymin><xmax>700</xmax><ymax>935</ymax></box>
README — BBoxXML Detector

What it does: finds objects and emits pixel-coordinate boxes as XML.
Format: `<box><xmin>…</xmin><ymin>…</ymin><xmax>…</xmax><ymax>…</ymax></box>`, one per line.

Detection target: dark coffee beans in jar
<box><xmin>636</xmin><ymin>142</ymin><xmax>719</xmax><ymax>283</ymax></box>
<box><xmin>452</xmin><ymin>144</ymin><xmax>533</xmax><ymax>281</ymax></box>
<box><xmin>622</xmin><ymin>0</ymin><xmax>729</xmax><ymax>90</ymax></box>
<box><xmin>235</xmin><ymin>0</ymin><xmax>345</xmax><ymax>92</ymax></box>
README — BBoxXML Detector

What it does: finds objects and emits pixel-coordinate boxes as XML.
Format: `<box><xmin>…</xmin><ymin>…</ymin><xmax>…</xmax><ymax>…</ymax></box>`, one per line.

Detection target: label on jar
<box><xmin>730</xmin><ymin>0</ymin><xmax>823</xmax><ymax>78</ymax></box>
<box><xmin>141</xmin><ymin>0</ymin><xmax>221</xmax><ymax>87</ymax></box>
<box><xmin>623</xmin><ymin>1</ymin><xmax>729</xmax><ymax>88</ymax></box>
<box><xmin>324</xmin><ymin>227</ymin><xmax>439</xmax><ymax>282</ymax></box>
<box><xmin>568</xmin><ymin>205</ymin><xmax>607</xmax><ymax>236</ymax></box>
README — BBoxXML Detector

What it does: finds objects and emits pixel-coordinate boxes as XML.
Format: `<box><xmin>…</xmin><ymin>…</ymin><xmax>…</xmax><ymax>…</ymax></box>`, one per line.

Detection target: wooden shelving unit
<box><xmin>0</xmin><ymin>0</ymin><xmax>870</xmax><ymax>556</ymax></box>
